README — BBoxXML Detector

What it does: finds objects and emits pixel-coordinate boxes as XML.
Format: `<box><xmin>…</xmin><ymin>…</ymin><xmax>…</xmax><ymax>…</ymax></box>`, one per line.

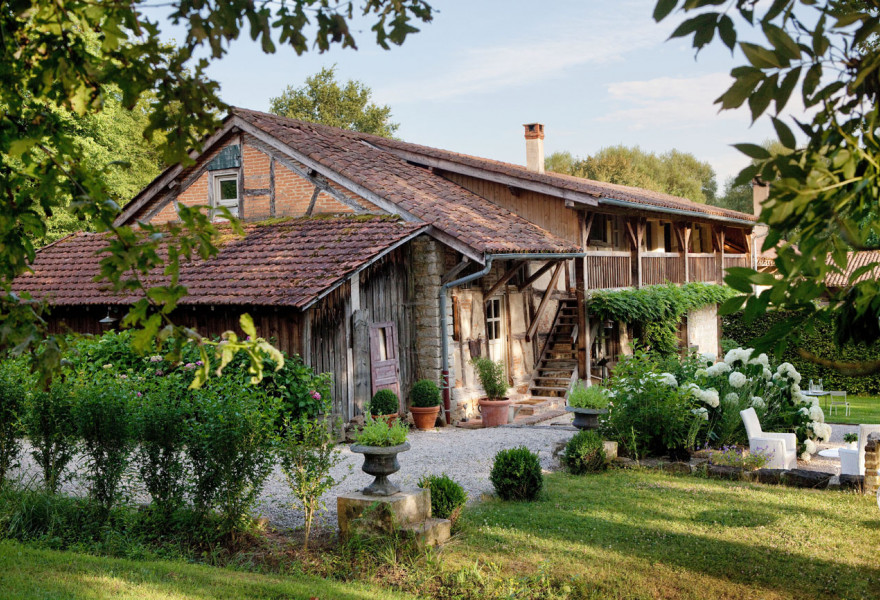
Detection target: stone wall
<box><xmin>411</xmin><ymin>236</ymin><xmax>451</xmax><ymax>387</ymax></box>
<box><xmin>687</xmin><ymin>303</ymin><xmax>719</xmax><ymax>354</ymax></box>
<box><xmin>865</xmin><ymin>438</ymin><xmax>879</xmax><ymax>495</ymax></box>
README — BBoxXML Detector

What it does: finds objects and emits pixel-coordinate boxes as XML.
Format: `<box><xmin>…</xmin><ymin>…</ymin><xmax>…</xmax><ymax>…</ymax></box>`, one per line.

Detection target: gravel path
<box><xmin>12</xmin><ymin>419</ymin><xmax>578</xmax><ymax>532</ymax></box>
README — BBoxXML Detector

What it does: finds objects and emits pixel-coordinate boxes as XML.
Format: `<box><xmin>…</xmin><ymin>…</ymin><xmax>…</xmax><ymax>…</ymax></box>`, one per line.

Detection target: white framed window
<box><xmin>486</xmin><ymin>298</ymin><xmax>502</xmax><ymax>341</ymax></box>
<box><xmin>211</xmin><ymin>169</ymin><xmax>240</xmax><ymax>219</ymax></box>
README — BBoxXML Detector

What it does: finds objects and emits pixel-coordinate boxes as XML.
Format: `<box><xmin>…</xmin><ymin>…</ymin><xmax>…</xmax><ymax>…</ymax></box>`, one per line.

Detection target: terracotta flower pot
<box><xmin>377</xmin><ymin>413</ymin><xmax>399</xmax><ymax>426</ymax></box>
<box><xmin>478</xmin><ymin>397</ymin><xmax>511</xmax><ymax>427</ymax></box>
<box><xmin>410</xmin><ymin>405</ymin><xmax>440</xmax><ymax>430</ymax></box>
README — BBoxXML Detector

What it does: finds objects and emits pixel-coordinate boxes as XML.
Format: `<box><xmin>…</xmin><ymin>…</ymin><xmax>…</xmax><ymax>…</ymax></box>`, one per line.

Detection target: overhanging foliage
<box><xmin>588</xmin><ymin>283</ymin><xmax>736</xmax><ymax>325</ymax></box>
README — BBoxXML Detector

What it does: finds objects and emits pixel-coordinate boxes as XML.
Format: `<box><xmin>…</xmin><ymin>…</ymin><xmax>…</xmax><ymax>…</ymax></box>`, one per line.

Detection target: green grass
<box><xmin>443</xmin><ymin>469</ymin><xmax>879</xmax><ymax>600</ymax></box>
<box><xmin>821</xmin><ymin>395</ymin><xmax>880</xmax><ymax>425</ymax></box>
<box><xmin>0</xmin><ymin>539</ymin><xmax>416</xmax><ymax>600</ymax></box>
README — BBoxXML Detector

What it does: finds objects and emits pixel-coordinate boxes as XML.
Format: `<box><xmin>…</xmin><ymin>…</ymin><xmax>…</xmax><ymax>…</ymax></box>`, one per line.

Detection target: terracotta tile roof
<box><xmin>366</xmin><ymin>132</ymin><xmax>758</xmax><ymax>224</ymax></box>
<box><xmin>231</xmin><ymin>109</ymin><xmax>581</xmax><ymax>255</ymax></box>
<box><xmin>826</xmin><ymin>251</ymin><xmax>880</xmax><ymax>288</ymax></box>
<box><xmin>14</xmin><ymin>217</ymin><xmax>427</xmax><ymax>308</ymax></box>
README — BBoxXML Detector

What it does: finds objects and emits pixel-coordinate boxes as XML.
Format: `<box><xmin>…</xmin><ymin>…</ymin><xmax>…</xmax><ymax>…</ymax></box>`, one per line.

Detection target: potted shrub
<box><xmin>844</xmin><ymin>432</ymin><xmax>858</xmax><ymax>450</ymax></box>
<box><xmin>409</xmin><ymin>380</ymin><xmax>441</xmax><ymax>430</ymax></box>
<box><xmin>350</xmin><ymin>415</ymin><xmax>410</xmax><ymax>496</ymax></box>
<box><xmin>369</xmin><ymin>388</ymin><xmax>400</xmax><ymax>425</ymax></box>
<box><xmin>471</xmin><ymin>357</ymin><xmax>510</xmax><ymax>428</ymax></box>
<box><xmin>565</xmin><ymin>381</ymin><xmax>609</xmax><ymax>430</ymax></box>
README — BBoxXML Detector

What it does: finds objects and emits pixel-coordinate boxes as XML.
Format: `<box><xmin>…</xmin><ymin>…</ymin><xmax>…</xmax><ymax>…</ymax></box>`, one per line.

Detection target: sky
<box><xmin>150</xmin><ymin>0</ymin><xmax>812</xmax><ymax>188</ymax></box>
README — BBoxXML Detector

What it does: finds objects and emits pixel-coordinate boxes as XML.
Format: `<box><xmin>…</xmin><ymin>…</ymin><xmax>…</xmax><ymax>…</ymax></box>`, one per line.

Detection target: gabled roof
<box><xmin>825</xmin><ymin>251</ymin><xmax>880</xmax><ymax>288</ymax></box>
<box><xmin>14</xmin><ymin>216</ymin><xmax>427</xmax><ymax>309</ymax></box>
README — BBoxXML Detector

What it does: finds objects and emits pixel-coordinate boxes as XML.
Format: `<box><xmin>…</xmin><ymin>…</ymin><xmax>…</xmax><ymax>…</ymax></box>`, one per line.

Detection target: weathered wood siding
<box><xmin>308</xmin><ymin>284</ymin><xmax>350</xmax><ymax>418</ymax></box>
<box><xmin>441</xmin><ymin>172</ymin><xmax>581</xmax><ymax>244</ymax></box>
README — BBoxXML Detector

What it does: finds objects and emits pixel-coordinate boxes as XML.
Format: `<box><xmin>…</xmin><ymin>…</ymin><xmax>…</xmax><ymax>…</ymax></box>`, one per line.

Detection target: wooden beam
<box><xmin>441</xmin><ymin>257</ymin><xmax>471</xmax><ymax>284</ymax></box>
<box><xmin>517</xmin><ymin>260</ymin><xmax>557</xmax><ymax>291</ymax></box>
<box><xmin>269</xmin><ymin>157</ymin><xmax>276</xmax><ymax>217</ymax></box>
<box><xmin>583</xmin><ymin>212</ymin><xmax>595</xmax><ymax>247</ymax></box>
<box><xmin>575</xmin><ymin>255</ymin><xmax>587</xmax><ymax>380</ymax></box>
<box><xmin>305</xmin><ymin>185</ymin><xmax>321</xmax><ymax>216</ymax></box>
<box><xmin>484</xmin><ymin>260</ymin><xmax>526</xmax><ymax>302</ymax></box>
<box><xmin>526</xmin><ymin>262</ymin><xmax>563</xmax><ymax>342</ymax></box>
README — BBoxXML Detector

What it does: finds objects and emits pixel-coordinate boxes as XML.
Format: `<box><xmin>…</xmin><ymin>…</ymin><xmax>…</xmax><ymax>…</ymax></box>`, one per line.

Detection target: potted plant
<box><xmin>409</xmin><ymin>380</ymin><xmax>441</xmax><ymax>430</ymax></box>
<box><xmin>471</xmin><ymin>357</ymin><xmax>511</xmax><ymax>428</ymax></box>
<box><xmin>565</xmin><ymin>381</ymin><xmax>609</xmax><ymax>430</ymax></box>
<box><xmin>369</xmin><ymin>388</ymin><xmax>400</xmax><ymax>425</ymax></box>
<box><xmin>844</xmin><ymin>432</ymin><xmax>858</xmax><ymax>450</ymax></box>
<box><xmin>350</xmin><ymin>415</ymin><xmax>410</xmax><ymax>496</ymax></box>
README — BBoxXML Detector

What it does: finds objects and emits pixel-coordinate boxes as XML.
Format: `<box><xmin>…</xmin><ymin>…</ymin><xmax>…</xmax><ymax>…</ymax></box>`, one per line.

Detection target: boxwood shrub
<box><xmin>489</xmin><ymin>447</ymin><xmax>543</xmax><ymax>501</ymax></box>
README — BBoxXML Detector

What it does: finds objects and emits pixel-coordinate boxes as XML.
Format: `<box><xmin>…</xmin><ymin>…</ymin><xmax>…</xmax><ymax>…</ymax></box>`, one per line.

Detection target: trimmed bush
<box><xmin>73</xmin><ymin>379</ymin><xmax>135</xmax><ymax>512</ymax></box>
<box><xmin>0</xmin><ymin>363</ymin><xmax>25</xmax><ymax>486</ymax></box>
<box><xmin>418</xmin><ymin>473</ymin><xmax>468</xmax><ymax>521</ymax></box>
<box><xmin>410</xmin><ymin>379</ymin><xmax>441</xmax><ymax>408</ymax></box>
<box><xmin>22</xmin><ymin>382</ymin><xmax>77</xmax><ymax>493</ymax></box>
<box><xmin>369</xmin><ymin>388</ymin><xmax>399</xmax><ymax>415</ymax></box>
<box><xmin>489</xmin><ymin>447</ymin><xmax>543</xmax><ymax>501</ymax></box>
<box><xmin>562</xmin><ymin>431</ymin><xmax>607</xmax><ymax>475</ymax></box>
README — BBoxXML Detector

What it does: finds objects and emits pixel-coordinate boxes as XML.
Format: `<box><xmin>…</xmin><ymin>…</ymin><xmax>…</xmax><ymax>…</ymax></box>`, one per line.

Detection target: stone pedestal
<box><xmin>337</xmin><ymin>488</ymin><xmax>451</xmax><ymax>546</ymax></box>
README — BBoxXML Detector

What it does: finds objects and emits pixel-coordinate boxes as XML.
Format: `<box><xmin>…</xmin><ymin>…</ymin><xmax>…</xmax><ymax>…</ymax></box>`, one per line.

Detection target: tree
<box><xmin>545</xmin><ymin>145</ymin><xmax>718</xmax><ymax>204</ymax></box>
<box><xmin>270</xmin><ymin>66</ymin><xmax>398</xmax><ymax>137</ymax></box>
<box><xmin>0</xmin><ymin>1</ymin><xmax>433</xmax><ymax>382</ymax></box>
<box><xmin>652</xmin><ymin>0</ymin><xmax>880</xmax><ymax>371</ymax></box>
<box><xmin>715</xmin><ymin>176</ymin><xmax>754</xmax><ymax>215</ymax></box>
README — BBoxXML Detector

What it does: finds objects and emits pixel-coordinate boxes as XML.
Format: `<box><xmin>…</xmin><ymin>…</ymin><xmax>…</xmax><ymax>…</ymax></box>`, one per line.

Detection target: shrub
<box><xmin>186</xmin><ymin>382</ymin><xmax>279</xmax><ymax>533</ymax></box>
<box><xmin>562</xmin><ymin>431</ymin><xmax>607</xmax><ymax>475</ymax></box>
<box><xmin>709</xmin><ymin>446</ymin><xmax>771</xmax><ymax>471</ymax></box>
<box><xmin>0</xmin><ymin>363</ymin><xmax>25</xmax><ymax>486</ymax></box>
<box><xmin>470</xmin><ymin>358</ymin><xmax>508</xmax><ymax>400</ymax></box>
<box><xmin>132</xmin><ymin>378</ymin><xmax>189</xmax><ymax>516</ymax></box>
<box><xmin>418</xmin><ymin>473</ymin><xmax>468</xmax><ymax>521</ymax></box>
<box><xmin>73</xmin><ymin>378</ymin><xmax>135</xmax><ymax>512</ymax></box>
<box><xmin>567</xmin><ymin>382</ymin><xmax>609</xmax><ymax>409</ymax></box>
<box><xmin>353</xmin><ymin>415</ymin><xmax>408</xmax><ymax>447</ymax></box>
<box><xmin>278</xmin><ymin>401</ymin><xmax>344</xmax><ymax>550</ymax></box>
<box><xmin>410</xmin><ymin>379</ymin><xmax>441</xmax><ymax>408</ymax></box>
<box><xmin>369</xmin><ymin>389</ymin><xmax>400</xmax><ymax>415</ymax></box>
<box><xmin>22</xmin><ymin>382</ymin><xmax>77</xmax><ymax>493</ymax></box>
<box><xmin>489</xmin><ymin>447</ymin><xmax>543</xmax><ymax>501</ymax></box>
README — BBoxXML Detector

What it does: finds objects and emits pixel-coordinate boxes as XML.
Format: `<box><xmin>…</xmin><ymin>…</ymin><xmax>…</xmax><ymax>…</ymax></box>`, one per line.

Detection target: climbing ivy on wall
<box><xmin>588</xmin><ymin>283</ymin><xmax>736</xmax><ymax>356</ymax></box>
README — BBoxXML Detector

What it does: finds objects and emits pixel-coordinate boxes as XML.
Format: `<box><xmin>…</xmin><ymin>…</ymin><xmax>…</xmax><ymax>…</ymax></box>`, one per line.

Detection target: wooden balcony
<box><xmin>585</xmin><ymin>251</ymin><xmax>631</xmax><ymax>290</ymax></box>
<box><xmin>642</xmin><ymin>252</ymin><xmax>685</xmax><ymax>286</ymax></box>
<box><xmin>688</xmin><ymin>254</ymin><xmax>717</xmax><ymax>283</ymax></box>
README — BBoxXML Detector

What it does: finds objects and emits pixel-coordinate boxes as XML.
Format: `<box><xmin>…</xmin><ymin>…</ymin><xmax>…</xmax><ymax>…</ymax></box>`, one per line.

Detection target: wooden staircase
<box><xmin>526</xmin><ymin>298</ymin><xmax>579</xmax><ymax>409</ymax></box>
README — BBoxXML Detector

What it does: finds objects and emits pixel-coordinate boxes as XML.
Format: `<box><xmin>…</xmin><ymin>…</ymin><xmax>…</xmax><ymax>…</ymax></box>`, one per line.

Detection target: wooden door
<box><xmin>370</xmin><ymin>321</ymin><xmax>402</xmax><ymax>411</ymax></box>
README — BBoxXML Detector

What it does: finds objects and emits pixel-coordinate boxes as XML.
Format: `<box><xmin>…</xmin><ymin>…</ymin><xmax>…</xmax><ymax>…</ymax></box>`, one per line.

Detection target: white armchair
<box><xmin>740</xmin><ymin>407</ymin><xmax>798</xmax><ymax>470</ymax></box>
<box><xmin>839</xmin><ymin>425</ymin><xmax>880</xmax><ymax>476</ymax></box>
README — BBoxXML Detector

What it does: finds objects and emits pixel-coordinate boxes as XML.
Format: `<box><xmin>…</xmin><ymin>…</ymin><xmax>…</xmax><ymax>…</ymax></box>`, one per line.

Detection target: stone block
<box><xmin>603</xmin><ymin>441</ymin><xmax>618</xmax><ymax>461</ymax></box>
<box><xmin>661</xmin><ymin>461</ymin><xmax>693</xmax><ymax>475</ymax></box>
<box><xmin>755</xmin><ymin>468</ymin><xmax>786</xmax><ymax>485</ymax></box>
<box><xmin>337</xmin><ymin>488</ymin><xmax>431</xmax><ymax>538</ymax></box>
<box><xmin>781</xmin><ymin>469</ymin><xmax>834</xmax><ymax>489</ymax></box>
<box><xmin>706</xmin><ymin>465</ymin><xmax>743</xmax><ymax>480</ymax></box>
<box><xmin>402</xmin><ymin>517</ymin><xmax>451</xmax><ymax>547</ymax></box>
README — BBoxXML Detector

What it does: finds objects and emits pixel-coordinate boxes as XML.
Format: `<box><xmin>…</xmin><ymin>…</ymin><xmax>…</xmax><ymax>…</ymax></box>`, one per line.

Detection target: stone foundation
<box><xmin>337</xmin><ymin>488</ymin><xmax>450</xmax><ymax>547</ymax></box>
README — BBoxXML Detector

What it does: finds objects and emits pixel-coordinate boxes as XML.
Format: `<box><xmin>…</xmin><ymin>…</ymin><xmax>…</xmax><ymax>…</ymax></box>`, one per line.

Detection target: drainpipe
<box><xmin>438</xmin><ymin>251</ymin><xmax>586</xmax><ymax>424</ymax></box>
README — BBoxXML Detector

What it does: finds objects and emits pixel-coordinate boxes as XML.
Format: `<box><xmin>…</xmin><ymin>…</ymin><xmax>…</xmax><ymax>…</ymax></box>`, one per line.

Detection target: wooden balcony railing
<box><xmin>642</xmin><ymin>252</ymin><xmax>685</xmax><ymax>286</ymax></box>
<box><xmin>586</xmin><ymin>251</ymin><xmax>631</xmax><ymax>290</ymax></box>
<box><xmin>723</xmin><ymin>254</ymin><xmax>750</xmax><ymax>270</ymax></box>
<box><xmin>688</xmin><ymin>254</ymin><xmax>717</xmax><ymax>283</ymax></box>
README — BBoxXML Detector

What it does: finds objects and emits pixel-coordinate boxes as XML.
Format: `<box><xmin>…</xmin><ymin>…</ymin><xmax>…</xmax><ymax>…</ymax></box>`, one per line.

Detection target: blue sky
<box><xmin>154</xmin><ymin>0</ymin><xmax>810</xmax><ymax>187</ymax></box>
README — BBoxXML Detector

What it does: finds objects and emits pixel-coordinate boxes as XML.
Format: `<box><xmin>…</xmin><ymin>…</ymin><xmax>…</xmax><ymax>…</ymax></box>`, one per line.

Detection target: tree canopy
<box><xmin>652</xmin><ymin>0</ymin><xmax>880</xmax><ymax>370</ymax></box>
<box><xmin>0</xmin><ymin>0</ymin><xmax>433</xmax><ymax>383</ymax></box>
<box><xmin>545</xmin><ymin>145</ymin><xmax>718</xmax><ymax>204</ymax></box>
<box><xmin>270</xmin><ymin>66</ymin><xmax>398</xmax><ymax>137</ymax></box>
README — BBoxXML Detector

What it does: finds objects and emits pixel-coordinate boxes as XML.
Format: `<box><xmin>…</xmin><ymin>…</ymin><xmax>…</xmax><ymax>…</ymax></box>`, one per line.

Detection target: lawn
<box><xmin>821</xmin><ymin>395</ymin><xmax>880</xmax><ymax>425</ymax></box>
<box><xmin>0</xmin><ymin>539</ymin><xmax>416</xmax><ymax>600</ymax></box>
<box><xmin>441</xmin><ymin>470</ymin><xmax>880</xmax><ymax>600</ymax></box>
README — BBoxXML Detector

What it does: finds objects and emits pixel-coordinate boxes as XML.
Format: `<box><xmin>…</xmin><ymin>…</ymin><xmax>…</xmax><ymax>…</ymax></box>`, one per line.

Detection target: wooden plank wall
<box><xmin>357</xmin><ymin>247</ymin><xmax>415</xmax><ymax>412</ymax></box>
<box><xmin>309</xmin><ymin>284</ymin><xmax>350</xmax><ymax>418</ymax></box>
<box><xmin>441</xmin><ymin>172</ymin><xmax>581</xmax><ymax>244</ymax></box>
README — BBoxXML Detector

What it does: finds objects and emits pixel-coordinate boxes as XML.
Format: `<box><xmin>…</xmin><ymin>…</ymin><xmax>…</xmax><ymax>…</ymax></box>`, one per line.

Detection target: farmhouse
<box><xmin>14</xmin><ymin>109</ymin><xmax>757</xmax><ymax>423</ymax></box>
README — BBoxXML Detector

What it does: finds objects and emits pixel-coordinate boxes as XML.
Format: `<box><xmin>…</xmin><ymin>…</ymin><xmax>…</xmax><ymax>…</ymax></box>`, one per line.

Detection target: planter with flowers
<box><xmin>844</xmin><ymin>432</ymin><xmax>858</xmax><ymax>450</ymax></box>
<box><xmin>565</xmin><ymin>381</ymin><xmax>610</xmax><ymax>430</ymax></box>
<box><xmin>409</xmin><ymin>380</ymin><xmax>441</xmax><ymax>430</ymax></box>
<box><xmin>369</xmin><ymin>388</ymin><xmax>400</xmax><ymax>425</ymax></box>
<box><xmin>471</xmin><ymin>357</ymin><xmax>511</xmax><ymax>427</ymax></box>
<box><xmin>350</xmin><ymin>415</ymin><xmax>410</xmax><ymax>496</ymax></box>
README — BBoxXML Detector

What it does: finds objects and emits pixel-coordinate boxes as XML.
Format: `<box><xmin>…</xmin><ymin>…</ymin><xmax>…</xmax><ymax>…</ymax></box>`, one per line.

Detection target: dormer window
<box><xmin>212</xmin><ymin>170</ymin><xmax>240</xmax><ymax>218</ymax></box>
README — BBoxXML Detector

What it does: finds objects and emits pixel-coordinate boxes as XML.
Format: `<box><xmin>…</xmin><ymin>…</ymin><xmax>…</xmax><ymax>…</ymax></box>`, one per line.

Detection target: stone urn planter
<box><xmin>565</xmin><ymin>406</ymin><xmax>609</xmax><ymax>430</ymax></box>
<box><xmin>350</xmin><ymin>442</ymin><xmax>411</xmax><ymax>496</ymax></box>
<box><xmin>410</xmin><ymin>405</ymin><xmax>440</xmax><ymax>430</ymax></box>
<box><xmin>478</xmin><ymin>398</ymin><xmax>512</xmax><ymax>427</ymax></box>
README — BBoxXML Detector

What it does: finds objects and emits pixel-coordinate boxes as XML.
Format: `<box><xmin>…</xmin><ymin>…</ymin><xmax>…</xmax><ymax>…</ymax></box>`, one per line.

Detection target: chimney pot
<box><xmin>523</xmin><ymin>123</ymin><xmax>545</xmax><ymax>174</ymax></box>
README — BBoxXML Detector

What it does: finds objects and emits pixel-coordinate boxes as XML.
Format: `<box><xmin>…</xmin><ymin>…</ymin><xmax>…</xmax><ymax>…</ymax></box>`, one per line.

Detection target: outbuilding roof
<box><xmin>14</xmin><ymin>216</ymin><xmax>427</xmax><ymax>309</ymax></box>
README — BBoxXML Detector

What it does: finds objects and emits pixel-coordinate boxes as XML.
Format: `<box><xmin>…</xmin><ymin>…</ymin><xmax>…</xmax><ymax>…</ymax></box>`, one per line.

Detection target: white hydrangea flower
<box><xmin>800</xmin><ymin>451</ymin><xmax>812</xmax><ymax>462</ymax></box>
<box><xmin>699</xmin><ymin>388</ymin><xmax>720</xmax><ymax>408</ymax></box>
<box><xmin>706</xmin><ymin>363</ymin><xmax>731</xmax><ymax>376</ymax></box>
<box><xmin>763</xmin><ymin>367</ymin><xmax>773</xmax><ymax>381</ymax></box>
<box><xmin>750</xmin><ymin>396</ymin><xmax>765</xmax><ymax>409</ymax></box>
<box><xmin>748</xmin><ymin>353</ymin><xmax>770</xmax><ymax>367</ymax></box>
<box><xmin>692</xmin><ymin>407</ymin><xmax>709</xmax><ymax>420</ymax></box>
<box><xmin>724</xmin><ymin>392</ymin><xmax>740</xmax><ymax>404</ymax></box>
<box><xmin>680</xmin><ymin>382</ymin><xmax>700</xmax><ymax>396</ymax></box>
<box><xmin>658</xmin><ymin>373</ymin><xmax>678</xmax><ymax>387</ymax></box>
<box><xmin>775</xmin><ymin>362</ymin><xmax>802</xmax><ymax>385</ymax></box>
<box><xmin>804</xmin><ymin>438</ymin><xmax>817</xmax><ymax>455</ymax></box>
<box><xmin>809</xmin><ymin>404</ymin><xmax>824</xmax><ymax>423</ymax></box>
<box><xmin>728</xmin><ymin>372</ymin><xmax>748</xmax><ymax>389</ymax></box>
<box><xmin>799</xmin><ymin>407</ymin><xmax>810</xmax><ymax>416</ymax></box>
<box><xmin>724</xmin><ymin>347</ymin><xmax>753</xmax><ymax>366</ymax></box>
<box><xmin>791</xmin><ymin>383</ymin><xmax>801</xmax><ymax>394</ymax></box>
<box><xmin>700</xmin><ymin>352</ymin><xmax>716</xmax><ymax>365</ymax></box>
<box><xmin>694</xmin><ymin>368</ymin><xmax>708</xmax><ymax>378</ymax></box>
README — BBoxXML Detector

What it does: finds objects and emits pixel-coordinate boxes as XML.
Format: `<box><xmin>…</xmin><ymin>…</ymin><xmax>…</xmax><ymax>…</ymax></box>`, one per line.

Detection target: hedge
<box><xmin>722</xmin><ymin>311</ymin><xmax>880</xmax><ymax>396</ymax></box>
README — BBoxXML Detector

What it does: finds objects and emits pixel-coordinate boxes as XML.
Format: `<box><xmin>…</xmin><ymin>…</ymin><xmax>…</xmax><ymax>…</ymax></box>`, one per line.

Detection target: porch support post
<box><xmin>525</xmin><ymin>261</ymin><xmax>563</xmax><ymax>342</ymax></box>
<box><xmin>575</xmin><ymin>255</ymin><xmax>587</xmax><ymax>381</ymax></box>
<box><xmin>675</xmin><ymin>223</ymin><xmax>689</xmax><ymax>283</ymax></box>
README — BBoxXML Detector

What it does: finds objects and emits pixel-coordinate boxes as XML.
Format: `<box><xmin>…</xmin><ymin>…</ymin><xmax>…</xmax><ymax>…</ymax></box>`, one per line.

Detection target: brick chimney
<box><xmin>752</xmin><ymin>177</ymin><xmax>769</xmax><ymax>217</ymax></box>
<box><xmin>523</xmin><ymin>123</ymin><xmax>545</xmax><ymax>174</ymax></box>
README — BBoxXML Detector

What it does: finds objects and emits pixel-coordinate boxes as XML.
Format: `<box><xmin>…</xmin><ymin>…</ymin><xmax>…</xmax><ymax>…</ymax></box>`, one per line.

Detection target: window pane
<box><xmin>219</xmin><ymin>178</ymin><xmax>238</xmax><ymax>201</ymax></box>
